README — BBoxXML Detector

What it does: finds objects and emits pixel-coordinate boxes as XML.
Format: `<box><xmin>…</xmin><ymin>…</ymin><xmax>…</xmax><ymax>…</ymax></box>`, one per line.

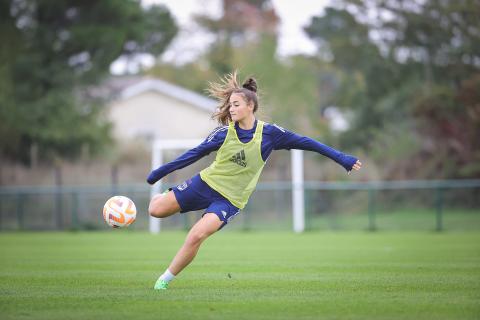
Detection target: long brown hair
<box><xmin>207</xmin><ymin>70</ymin><xmax>259</xmax><ymax>125</ymax></box>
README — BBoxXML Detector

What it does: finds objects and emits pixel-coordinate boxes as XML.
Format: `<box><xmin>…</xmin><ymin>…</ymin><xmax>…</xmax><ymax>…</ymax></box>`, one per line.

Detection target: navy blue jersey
<box><xmin>147</xmin><ymin>120</ymin><xmax>357</xmax><ymax>184</ymax></box>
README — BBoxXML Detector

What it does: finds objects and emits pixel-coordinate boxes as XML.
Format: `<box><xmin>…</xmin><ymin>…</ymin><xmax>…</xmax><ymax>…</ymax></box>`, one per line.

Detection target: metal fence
<box><xmin>0</xmin><ymin>180</ymin><xmax>479</xmax><ymax>232</ymax></box>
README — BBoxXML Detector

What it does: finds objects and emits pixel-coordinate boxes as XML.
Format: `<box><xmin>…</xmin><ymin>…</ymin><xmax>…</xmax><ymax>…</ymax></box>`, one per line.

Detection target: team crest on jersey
<box><xmin>230</xmin><ymin>150</ymin><xmax>247</xmax><ymax>167</ymax></box>
<box><xmin>177</xmin><ymin>181</ymin><xmax>188</xmax><ymax>191</ymax></box>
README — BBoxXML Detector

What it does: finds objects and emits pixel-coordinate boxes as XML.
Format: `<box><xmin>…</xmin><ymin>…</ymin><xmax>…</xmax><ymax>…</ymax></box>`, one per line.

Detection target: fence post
<box><xmin>111</xmin><ymin>165</ymin><xmax>118</xmax><ymax>196</ymax></box>
<box><xmin>16</xmin><ymin>194</ymin><xmax>25</xmax><ymax>230</ymax></box>
<box><xmin>243</xmin><ymin>207</ymin><xmax>251</xmax><ymax>231</ymax></box>
<box><xmin>368</xmin><ymin>188</ymin><xmax>376</xmax><ymax>231</ymax></box>
<box><xmin>304</xmin><ymin>188</ymin><xmax>311</xmax><ymax>231</ymax></box>
<box><xmin>71</xmin><ymin>192</ymin><xmax>79</xmax><ymax>230</ymax></box>
<box><xmin>0</xmin><ymin>194</ymin><xmax>2</xmax><ymax>230</ymax></box>
<box><xmin>183</xmin><ymin>212</ymin><xmax>189</xmax><ymax>231</ymax></box>
<box><xmin>435</xmin><ymin>187</ymin><xmax>444</xmax><ymax>231</ymax></box>
<box><xmin>54</xmin><ymin>165</ymin><xmax>63</xmax><ymax>229</ymax></box>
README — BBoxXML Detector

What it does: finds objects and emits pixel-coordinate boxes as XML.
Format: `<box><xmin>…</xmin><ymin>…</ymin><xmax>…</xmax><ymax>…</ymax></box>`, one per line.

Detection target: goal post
<box><xmin>149</xmin><ymin>139</ymin><xmax>203</xmax><ymax>233</ymax></box>
<box><xmin>150</xmin><ymin>139</ymin><xmax>305</xmax><ymax>233</ymax></box>
<box><xmin>291</xmin><ymin>149</ymin><xmax>305</xmax><ymax>233</ymax></box>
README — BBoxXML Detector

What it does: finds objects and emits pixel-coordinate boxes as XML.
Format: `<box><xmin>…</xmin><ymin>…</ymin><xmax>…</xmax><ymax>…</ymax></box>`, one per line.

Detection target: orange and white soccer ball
<box><xmin>103</xmin><ymin>195</ymin><xmax>136</xmax><ymax>228</ymax></box>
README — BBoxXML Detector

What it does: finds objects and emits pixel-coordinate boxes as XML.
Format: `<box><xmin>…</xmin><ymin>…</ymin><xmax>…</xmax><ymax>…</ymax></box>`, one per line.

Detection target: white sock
<box><xmin>159</xmin><ymin>269</ymin><xmax>175</xmax><ymax>283</ymax></box>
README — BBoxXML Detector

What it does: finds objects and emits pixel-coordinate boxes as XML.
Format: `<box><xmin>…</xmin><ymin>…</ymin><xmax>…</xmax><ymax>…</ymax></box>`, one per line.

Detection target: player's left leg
<box><xmin>154</xmin><ymin>213</ymin><xmax>223</xmax><ymax>290</ymax></box>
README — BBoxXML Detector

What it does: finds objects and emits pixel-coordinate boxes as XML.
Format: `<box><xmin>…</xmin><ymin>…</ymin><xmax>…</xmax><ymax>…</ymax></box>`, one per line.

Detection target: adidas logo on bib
<box><xmin>230</xmin><ymin>150</ymin><xmax>247</xmax><ymax>167</ymax></box>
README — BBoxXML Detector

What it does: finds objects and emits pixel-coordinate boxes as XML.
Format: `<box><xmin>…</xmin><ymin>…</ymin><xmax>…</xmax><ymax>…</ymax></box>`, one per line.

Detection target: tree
<box><xmin>305</xmin><ymin>0</ymin><xmax>480</xmax><ymax>178</ymax></box>
<box><xmin>195</xmin><ymin>0</ymin><xmax>279</xmax><ymax>76</ymax></box>
<box><xmin>149</xmin><ymin>1</ymin><xmax>325</xmax><ymax>135</ymax></box>
<box><xmin>0</xmin><ymin>0</ymin><xmax>178</xmax><ymax>163</ymax></box>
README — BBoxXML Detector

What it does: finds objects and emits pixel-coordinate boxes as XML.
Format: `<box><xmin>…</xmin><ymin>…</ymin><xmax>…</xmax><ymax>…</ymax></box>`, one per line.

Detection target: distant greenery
<box><xmin>6</xmin><ymin>0</ymin><xmax>476</xmax><ymax>180</ymax></box>
<box><xmin>0</xmin><ymin>0</ymin><xmax>178</xmax><ymax>163</ymax></box>
<box><xmin>148</xmin><ymin>0</ymin><xmax>480</xmax><ymax>180</ymax></box>
<box><xmin>304</xmin><ymin>0</ymin><xmax>480</xmax><ymax>179</ymax></box>
<box><xmin>148</xmin><ymin>36</ymin><xmax>328</xmax><ymax>137</ymax></box>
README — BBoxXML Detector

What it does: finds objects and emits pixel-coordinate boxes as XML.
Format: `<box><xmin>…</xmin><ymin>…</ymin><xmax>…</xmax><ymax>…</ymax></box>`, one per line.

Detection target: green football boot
<box><xmin>154</xmin><ymin>279</ymin><xmax>169</xmax><ymax>290</ymax></box>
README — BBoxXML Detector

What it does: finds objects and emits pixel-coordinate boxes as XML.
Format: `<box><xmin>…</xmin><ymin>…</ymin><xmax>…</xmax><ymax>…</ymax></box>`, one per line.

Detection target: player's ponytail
<box><xmin>208</xmin><ymin>70</ymin><xmax>259</xmax><ymax>125</ymax></box>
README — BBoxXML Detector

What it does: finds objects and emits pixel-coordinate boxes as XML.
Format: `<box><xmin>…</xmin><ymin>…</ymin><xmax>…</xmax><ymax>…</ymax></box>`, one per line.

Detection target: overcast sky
<box><xmin>111</xmin><ymin>0</ymin><xmax>328</xmax><ymax>74</ymax></box>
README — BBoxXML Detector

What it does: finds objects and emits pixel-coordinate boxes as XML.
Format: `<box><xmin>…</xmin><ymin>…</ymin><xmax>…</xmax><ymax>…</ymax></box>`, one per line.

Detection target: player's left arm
<box><xmin>271</xmin><ymin>124</ymin><xmax>362</xmax><ymax>173</ymax></box>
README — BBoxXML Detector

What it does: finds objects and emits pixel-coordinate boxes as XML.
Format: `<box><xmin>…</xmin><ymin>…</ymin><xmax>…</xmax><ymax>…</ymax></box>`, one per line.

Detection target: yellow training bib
<box><xmin>200</xmin><ymin>120</ymin><xmax>265</xmax><ymax>209</ymax></box>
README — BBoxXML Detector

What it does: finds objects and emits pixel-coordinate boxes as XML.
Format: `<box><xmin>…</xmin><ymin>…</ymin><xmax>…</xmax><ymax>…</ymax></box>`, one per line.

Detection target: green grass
<box><xmin>0</xmin><ymin>231</ymin><xmax>479</xmax><ymax>320</ymax></box>
<box><xmin>305</xmin><ymin>208</ymin><xmax>480</xmax><ymax>232</ymax></box>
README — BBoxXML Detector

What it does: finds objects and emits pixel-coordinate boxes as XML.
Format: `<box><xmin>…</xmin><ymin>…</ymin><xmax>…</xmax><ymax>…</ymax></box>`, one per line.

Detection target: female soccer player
<box><xmin>147</xmin><ymin>72</ymin><xmax>362</xmax><ymax>290</ymax></box>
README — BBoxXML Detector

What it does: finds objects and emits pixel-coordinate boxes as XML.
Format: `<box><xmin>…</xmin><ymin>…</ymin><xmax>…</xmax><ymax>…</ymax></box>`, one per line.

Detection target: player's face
<box><xmin>229</xmin><ymin>93</ymin><xmax>253</xmax><ymax>122</ymax></box>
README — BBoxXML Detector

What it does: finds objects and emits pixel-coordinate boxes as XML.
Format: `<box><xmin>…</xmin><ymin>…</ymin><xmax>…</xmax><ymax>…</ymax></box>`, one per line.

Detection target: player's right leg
<box><xmin>148</xmin><ymin>190</ymin><xmax>181</xmax><ymax>218</ymax></box>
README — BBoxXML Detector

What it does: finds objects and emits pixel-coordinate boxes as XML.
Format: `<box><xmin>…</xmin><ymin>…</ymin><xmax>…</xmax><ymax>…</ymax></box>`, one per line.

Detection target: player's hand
<box><xmin>147</xmin><ymin>171</ymin><xmax>160</xmax><ymax>185</ymax></box>
<box><xmin>348</xmin><ymin>160</ymin><xmax>362</xmax><ymax>175</ymax></box>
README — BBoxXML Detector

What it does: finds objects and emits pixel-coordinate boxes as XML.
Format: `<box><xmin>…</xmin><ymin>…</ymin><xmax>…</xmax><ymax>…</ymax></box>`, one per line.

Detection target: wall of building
<box><xmin>108</xmin><ymin>90</ymin><xmax>218</xmax><ymax>142</ymax></box>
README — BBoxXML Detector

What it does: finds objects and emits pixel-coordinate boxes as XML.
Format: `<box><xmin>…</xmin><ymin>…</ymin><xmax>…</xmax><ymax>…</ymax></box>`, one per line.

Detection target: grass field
<box><xmin>0</xmin><ymin>231</ymin><xmax>479</xmax><ymax>319</ymax></box>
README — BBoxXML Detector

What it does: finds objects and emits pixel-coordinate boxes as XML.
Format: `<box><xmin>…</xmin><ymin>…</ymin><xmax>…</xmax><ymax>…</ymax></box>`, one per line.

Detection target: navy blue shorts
<box><xmin>170</xmin><ymin>174</ymin><xmax>240</xmax><ymax>229</ymax></box>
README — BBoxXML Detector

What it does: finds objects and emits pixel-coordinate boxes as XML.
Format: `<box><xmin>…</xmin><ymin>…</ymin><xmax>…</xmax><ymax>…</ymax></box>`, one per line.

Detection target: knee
<box><xmin>148</xmin><ymin>194</ymin><xmax>168</xmax><ymax>218</ymax></box>
<box><xmin>185</xmin><ymin>231</ymin><xmax>209</xmax><ymax>247</ymax></box>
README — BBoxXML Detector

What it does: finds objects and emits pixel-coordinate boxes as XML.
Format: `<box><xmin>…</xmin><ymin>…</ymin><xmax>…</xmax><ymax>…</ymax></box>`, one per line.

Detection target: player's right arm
<box><xmin>146</xmin><ymin>126</ymin><xmax>228</xmax><ymax>185</ymax></box>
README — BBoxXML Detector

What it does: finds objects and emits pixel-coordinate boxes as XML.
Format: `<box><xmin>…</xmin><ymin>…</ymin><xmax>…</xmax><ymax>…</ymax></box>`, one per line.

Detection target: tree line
<box><xmin>0</xmin><ymin>0</ymin><xmax>177</xmax><ymax>163</ymax></box>
<box><xmin>1</xmin><ymin>0</ymin><xmax>478</xmax><ymax>180</ymax></box>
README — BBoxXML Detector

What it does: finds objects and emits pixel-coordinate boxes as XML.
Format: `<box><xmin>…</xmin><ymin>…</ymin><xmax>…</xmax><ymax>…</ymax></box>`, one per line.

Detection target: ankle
<box><xmin>159</xmin><ymin>269</ymin><xmax>175</xmax><ymax>282</ymax></box>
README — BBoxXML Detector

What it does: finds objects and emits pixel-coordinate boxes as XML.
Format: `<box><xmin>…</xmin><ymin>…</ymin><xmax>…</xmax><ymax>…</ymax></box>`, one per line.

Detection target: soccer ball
<box><xmin>103</xmin><ymin>195</ymin><xmax>136</xmax><ymax>228</ymax></box>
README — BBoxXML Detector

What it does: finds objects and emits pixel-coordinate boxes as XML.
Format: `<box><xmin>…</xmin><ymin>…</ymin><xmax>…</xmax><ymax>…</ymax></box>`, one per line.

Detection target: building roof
<box><xmin>108</xmin><ymin>76</ymin><xmax>217</xmax><ymax>113</ymax></box>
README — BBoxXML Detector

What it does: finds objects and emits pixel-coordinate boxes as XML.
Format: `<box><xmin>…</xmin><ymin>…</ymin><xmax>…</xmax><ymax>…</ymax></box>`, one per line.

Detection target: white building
<box><xmin>106</xmin><ymin>77</ymin><xmax>219</xmax><ymax>143</ymax></box>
